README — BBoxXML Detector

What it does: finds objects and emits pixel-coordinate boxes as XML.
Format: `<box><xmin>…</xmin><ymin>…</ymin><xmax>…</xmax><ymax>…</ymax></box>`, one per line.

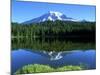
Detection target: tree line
<box><xmin>11</xmin><ymin>20</ymin><xmax>96</xmax><ymax>38</ymax></box>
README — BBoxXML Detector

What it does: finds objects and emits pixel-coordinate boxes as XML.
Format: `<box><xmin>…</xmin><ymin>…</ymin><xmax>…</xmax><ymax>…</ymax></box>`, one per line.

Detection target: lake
<box><xmin>11</xmin><ymin>38</ymin><xmax>96</xmax><ymax>73</ymax></box>
<box><xmin>12</xmin><ymin>49</ymin><xmax>96</xmax><ymax>73</ymax></box>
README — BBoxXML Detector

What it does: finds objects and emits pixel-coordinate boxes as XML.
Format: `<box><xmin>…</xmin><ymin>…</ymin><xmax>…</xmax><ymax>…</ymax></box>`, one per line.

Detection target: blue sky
<box><xmin>12</xmin><ymin>0</ymin><xmax>96</xmax><ymax>23</ymax></box>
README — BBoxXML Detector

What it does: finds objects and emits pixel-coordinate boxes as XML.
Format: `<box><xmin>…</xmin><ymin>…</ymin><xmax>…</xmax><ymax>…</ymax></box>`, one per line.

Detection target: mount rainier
<box><xmin>23</xmin><ymin>11</ymin><xmax>78</xmax><ymax>24</ymax></box>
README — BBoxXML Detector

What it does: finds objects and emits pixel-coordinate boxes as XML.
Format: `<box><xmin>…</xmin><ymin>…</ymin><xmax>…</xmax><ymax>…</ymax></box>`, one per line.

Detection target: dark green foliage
<box><xmin>11</xmin><ymin>21</ymin><xmax>96</xmax><ymax>38</ymax></box>
<box><xmin>11</xmin><ymin>21</ymin><xmax>95</xmax><ymax>51</ymax></box>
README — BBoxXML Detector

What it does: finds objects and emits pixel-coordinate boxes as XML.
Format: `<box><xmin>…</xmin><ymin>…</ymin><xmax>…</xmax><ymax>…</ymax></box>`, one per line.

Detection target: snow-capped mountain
<box><xmin>22</xmin><ymin>11</ymin><xmax>78</xmax><ymax>24</ymax></box>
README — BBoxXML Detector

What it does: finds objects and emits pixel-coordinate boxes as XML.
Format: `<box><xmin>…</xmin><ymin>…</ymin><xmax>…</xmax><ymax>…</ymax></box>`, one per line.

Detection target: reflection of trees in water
<box><xmin>12</xmin><ymin>37</ymin><xmax>95</xmax><ymax>51</ymax></box>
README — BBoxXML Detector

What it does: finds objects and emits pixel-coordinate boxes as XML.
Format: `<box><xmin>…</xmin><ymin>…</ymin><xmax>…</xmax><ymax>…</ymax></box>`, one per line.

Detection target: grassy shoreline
<box><xmin>15</xmin><ymin>64</ymin><xmax>85</xmax><ymax>74</ymax></box>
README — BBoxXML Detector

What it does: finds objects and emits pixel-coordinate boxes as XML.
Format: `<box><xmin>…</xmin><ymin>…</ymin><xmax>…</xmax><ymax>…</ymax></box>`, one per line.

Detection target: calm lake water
<box><xmin>11</xmin><ymin>37</ymin><xmax>96</xmax><ymax>73</ymax></box>
<box><xmin>12</xmin><ymin>37</ymin><xmax>95</xmax><ymax>51</ymax></box>
<box><xmin>12</xmin><ymin>49</ymin><xmax>96</xmax><ymax>73</ymax></box>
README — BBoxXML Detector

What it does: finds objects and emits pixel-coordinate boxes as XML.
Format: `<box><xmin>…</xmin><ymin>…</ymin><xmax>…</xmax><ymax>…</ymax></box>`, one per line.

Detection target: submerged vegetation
<box><xmin>15</xmin><ymin>64</ymin><xmax>84</xmax><ymax>74</ymax></box>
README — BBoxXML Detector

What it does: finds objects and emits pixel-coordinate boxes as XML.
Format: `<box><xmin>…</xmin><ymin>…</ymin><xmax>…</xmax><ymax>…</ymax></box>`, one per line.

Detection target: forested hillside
<box><xmin>11</xmin><ymin>20</ymin><xmax>95</xmax><ymax>38</ymax></box>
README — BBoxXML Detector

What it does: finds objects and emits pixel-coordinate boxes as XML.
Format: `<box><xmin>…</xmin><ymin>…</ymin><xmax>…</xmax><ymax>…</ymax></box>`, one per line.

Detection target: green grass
<box><xmin>15</xmin><ymin>64</ymin><xmax>84</xmax><ymax>74</ymax></box>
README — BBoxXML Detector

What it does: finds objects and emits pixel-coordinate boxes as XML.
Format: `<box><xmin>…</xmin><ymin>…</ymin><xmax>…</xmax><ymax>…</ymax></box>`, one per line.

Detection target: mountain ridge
<box><xmin>22</xmin><ymin>11</ymin><xmax>78</xmax><ymax>24</ymax></box>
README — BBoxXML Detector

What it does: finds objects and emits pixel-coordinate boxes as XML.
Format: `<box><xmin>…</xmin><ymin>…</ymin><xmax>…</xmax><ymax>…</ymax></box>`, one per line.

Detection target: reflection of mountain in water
<box><xmin>12</xmin><ymin>49</ymin><xmax>96</xmax><ymax>73</ymax></box>
<box><xmin>45</xmin><ymin>51</ymin><xmax>63</xmax><ymax>60</ymax></box>
<box><xmin>39</xmin><ymin>51</ymin><xmax>63</xmax><ymax>60</ymax></box>
<box><xmin>25</xmin><ymin>50</ymin><xmax>75</xmax><ymax>61</ymax></box>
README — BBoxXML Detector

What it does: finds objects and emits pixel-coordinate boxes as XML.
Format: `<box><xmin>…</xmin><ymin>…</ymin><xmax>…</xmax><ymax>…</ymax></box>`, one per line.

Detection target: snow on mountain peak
<box><xmin>49</xmin><ymin>11</ymin><xmax>63</xmax><ymax>16</ymax></box>
<box><xmin>48</xmin><ymin>16</ymin><xmax>53</xmax><ymax>21</ymax></box>
<box><xmin>48</xmin><ymin>11</ymin><xmax>65</xmax><ymax>21</ymax></box>
<box><xmin>22</xmin><ymin>11</ymin><xmax>78</xmax><ymax>24</ymax></box>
